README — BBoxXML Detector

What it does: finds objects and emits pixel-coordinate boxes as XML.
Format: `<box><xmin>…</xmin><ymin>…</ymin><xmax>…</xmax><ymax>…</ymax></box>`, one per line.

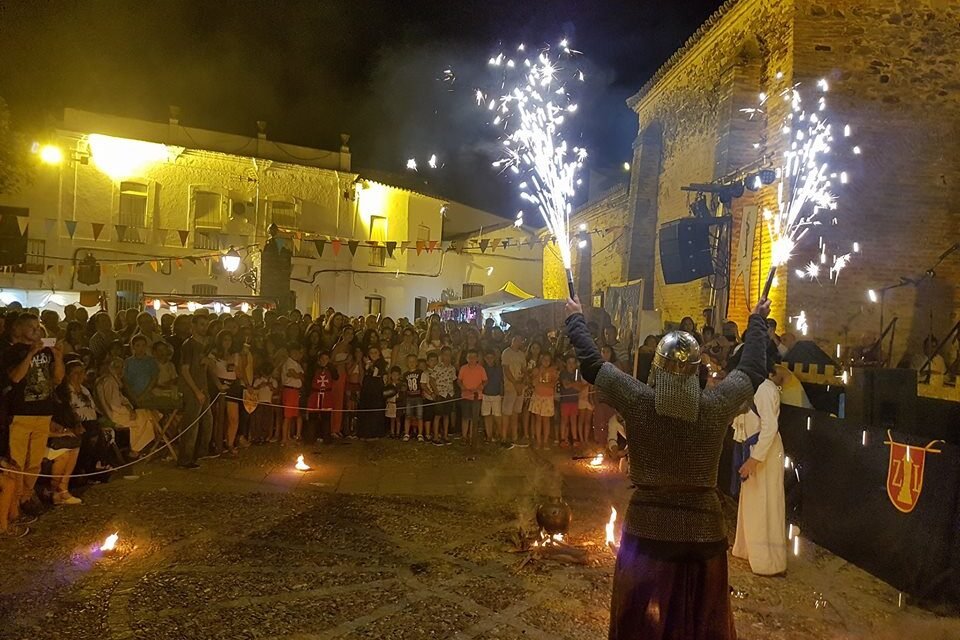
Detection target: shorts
<box><xmin>578</xmin><ymin>397</ymin><xmax>594</xmax><ymax>411</ymax></box>
<box><xmin>423</xmin><ymin>399</ymin><xmax>436</xmax><ymax>422</ymax></box>
<box><xmin>220</xmin><ymin>378</ymin><xmax>242</xmax><ymax>403</ymax></box>
<box><xmin>529</xmin><ymin>395</ymin><xmax>555</xmax><ymax>417</ymax></box>
<box><xmin>433</xmin><ymin>395</ymin><xmax>454</xmax><ymax>416</ymax></box>
<box><xmin>405</xmin><ymin>396</ymin><xmax>424</xmax><ymax>419</ymax></box>
<box><xmin>282</xmin><ymin>387</ymin><xmax>302</xmax><ymax>419</ymax></box>
<box><xmin>481</xmin><ymin>395</ymin><xmax>502</xmax><ymax>417</ymax></box>
<box><xmin>386</xmin><ymin>402</ymin><xmax>398</xmax><ymax>419</ymax></box>
<box><xmin>461</xmin><ymin>398</ymin><xmax>482</xmax><ymax>423</ymax></box>
<box><xmin>502</xmin><ymin>389</ymin><xmax>523</xmax><ymax>415</ymax></box>
<box><xmin>560</xmin><ymin>402</ymin><xmax>579</xmax><ymax>418</ymax></box>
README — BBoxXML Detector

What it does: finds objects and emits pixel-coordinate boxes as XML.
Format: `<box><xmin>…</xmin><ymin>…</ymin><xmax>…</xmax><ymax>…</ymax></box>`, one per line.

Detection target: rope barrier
<box><xmin>0</xmin><ymin>393</ymin><xmax>223</xmax><ymax>479</ymax></box>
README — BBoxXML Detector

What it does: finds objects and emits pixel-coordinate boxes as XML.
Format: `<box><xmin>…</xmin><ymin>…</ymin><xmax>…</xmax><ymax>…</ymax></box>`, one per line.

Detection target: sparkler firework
<box><xmin>755</xmin><ymin>80</ymin><xmax>858</xmax><ymax>299</ymax></box>
<box><xmin>481</xmin><ymin>38</ymin><xmax>587</xmax><ymax>298</ymax></box>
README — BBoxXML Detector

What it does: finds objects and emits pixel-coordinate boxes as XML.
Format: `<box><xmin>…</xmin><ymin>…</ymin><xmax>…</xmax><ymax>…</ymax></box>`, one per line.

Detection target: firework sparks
<box><xmin>754</xmin><ymin>81</ymin><xmax>858</xmax><ymax>298</ymax></box>
<box><xmin>405</xmin><ymin>158</ymin><xmax>418</xmax><ymax>172</ymax></box>
<box><xmin>794</xmin><ymin>310</ymin><xmax>809</xmax><ymax>336</ymax></box>
<box><xmin>481</xmin><ymin>38</ymin><xmax>586</xmax><ymax>287</ymax></box>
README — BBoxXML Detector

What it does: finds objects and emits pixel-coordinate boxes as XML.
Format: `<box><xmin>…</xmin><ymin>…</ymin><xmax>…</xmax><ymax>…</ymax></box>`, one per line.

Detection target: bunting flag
<box><xmin>175</xmin><ymin>258</ymin><xmax>183</xmax><ymax>269</ymax></box>
<box><xmin>502</xmin><ymin>239</ymin><xmax>510</xmax><ymax>251</ymax></box>
<box><xmin>150</xmin><ymin>261</ymin><xmax>159</xmax><ymax>272</ymax></box>
<box><xmin>428</xmin><ymin>240</ymin><xmax>438</xmax><ymax>253</ymax></box>
<box><xmin>16</xmin><ymin>217</ymin><xmax>28</xmax><ymax>236</ymax></box>
<box><xmin>479</xmin><ymin>239</ymin><xmax>490</xmax><ymax>253</ymax></box>
<box><xmin>490</xmin><ymin>240</ymin><xmax>498</xmax><ymax>253</ymax></box>
<box><xmin>416</xmin><ymin>240</ymin><xmax>425</xmax><ymax>256</ymax></box>
<box><xmin>128</xmin><ymin>264</ymin><xmax>135</xmax><ymax>272</ymax></box>
<box><xmin>91</xmin><ymin>222</ymin><xmax>105</xmax><ymax>241</ymax></box>
<box><xmin>186</xmin><ymin>256</ymin><xmax>197</xmax><ymax>265</ymax></box>
<box><xmin>293</xmin><ymin>236</ymin><xmax>302</xmax><ymax>254</ymax></box>
<box><xmin>57</xmin><ymin>265</ymin><xmax>64</xmax><ymax>276</ymax></box>
<box><xmin>385</xmin><ymin>241</ymin><xmax>397</xmax><ymax>258</ymax></box>
<box><xmin>451</xmin><ymin>240</ymin><xmax>463</xmax><ymax>255</ymax></box>
<box><xmin>65</xmin><ymin>220</ymin><xmax>78</xmax><ymax>238</ymax></box>
<box><xmin>44</xmin><ymin>218</ymin><xmax>56</xmax><ymax>237</ymax></box>
<box><xmin>366</xmin><ymin>240</ymin><xmax>379</xmax><ymax>248</ymax></box>
<box><xmin>347</xmin><ymin>240</ymin><xmax>360</xmax><ymax>256</ymax></box>
<box><xmin>332</xmin><ymin>239</ymin><xmax>342</xmax><ymax>257</ymax></box>
<box><xmin>178</xmin><ymin>230</ymin><xmax>190</xmax><ymax>247</ymax></box>
<box><xmin>115</xmin><ymin>224</ymin><xmax>128</xmax><ymax>241</ymax></box>
<box><xmin>314</xmin><ymin>239</ymin><xmax>326</xmax><ymax>257</ymax></box>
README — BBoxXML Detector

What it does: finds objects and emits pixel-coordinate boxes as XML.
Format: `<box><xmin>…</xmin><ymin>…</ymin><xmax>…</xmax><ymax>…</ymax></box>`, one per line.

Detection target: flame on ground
<box><xmin>589</xmin><ymin>453</ymin><xmax>604</xmax><ymax>467</ymax></box>
<box><xmin>605</xmin><ymin>507</ymin><xmax>618</xmax><ymax>548</ymax></box>
<box><xmin>532</xmin><ymin>532</ymin><xmax>565</xmax><ymax>548</ymax></box>
<box><xmin>100</xmin><ymin>532</ymin><xmax>119</xmax><ymax>552</ymax></box>
<box><xmin>295</xmin><ymin>455</ymin><xmax>311</xmax><ymax>471</ymax></box>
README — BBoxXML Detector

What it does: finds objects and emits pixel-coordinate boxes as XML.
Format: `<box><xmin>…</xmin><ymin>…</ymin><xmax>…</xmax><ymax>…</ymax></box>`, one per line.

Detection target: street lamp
<box><xmin>221</xmin><ymin>247</ymin><xmax>242</xmax><ymax>273</ymax></box>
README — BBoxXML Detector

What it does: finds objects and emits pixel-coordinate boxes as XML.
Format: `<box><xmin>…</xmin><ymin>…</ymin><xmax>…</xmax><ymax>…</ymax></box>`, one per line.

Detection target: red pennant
<box><xmin>428</xmin><ymin>240</ymin><xmax>438</xmax><ymax>253</ymax></box>
<box><xmin>416</xmin><ymin>240</ymin><xmax>425</xmax><ymax>256</ymax></box>
<box><xmin>332</xmin><ymin>239</ymin><xmax>342</xmax><ymax>256</ymax></box>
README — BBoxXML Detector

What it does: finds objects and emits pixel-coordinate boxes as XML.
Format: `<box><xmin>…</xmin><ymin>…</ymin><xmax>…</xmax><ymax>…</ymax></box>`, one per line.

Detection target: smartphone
<box><xmin>41</xmin><ymin>337</ymin><xmax>56</xmax><ymax>348</ymax></box>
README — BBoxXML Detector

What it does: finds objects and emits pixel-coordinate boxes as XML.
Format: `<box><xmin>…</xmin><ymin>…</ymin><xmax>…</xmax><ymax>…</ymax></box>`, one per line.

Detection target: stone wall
<box><xmin>567</xmin><ymin>185</ymin><xmax>632</xmax><ymax>303</ymax></box>
<box><xmin>629</xmin><ymin>0</ymin><xmax>960</xmax><ymax>362</ymax></box>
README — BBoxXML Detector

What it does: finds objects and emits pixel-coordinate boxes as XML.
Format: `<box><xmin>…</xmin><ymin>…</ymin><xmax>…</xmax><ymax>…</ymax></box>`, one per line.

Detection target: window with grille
<box><xmin>118</xmin><ymin>181</ymin><xmax>148</xmax><ymax>243</ymax></box>
<box><xmin>270</xmin><ymin>201</ymin><xmax>298</xmax><ymax>229</ymax></box>
<box><xmin>365</xmin><ymin>295</ymin><xmax>383</xmax><ymax>316</ymax></box>
<box><xmin>21</xmin><ymin>239</ymin><xmax>45</xmax><ymax>273</ymax></box>
<box><xmin>193</xmin><ymin>190</ymin><xmax>221</xmax><ymax>249</ymax></box>
<box><xmin>192</xmin><ymin>284</ymin><xmax>217</xmax><ymax>296</ymax></box>
<box><xmin>369</xmin><ymin>215</ymin><xmax>387</xmax><ymax>267</ymax></box>
<box><xmin>462</xmin><ymin>283</ymin><xmax>484</xmax><ymax>299</ymax></box>
<box><xmin>116</xmin><ymin>279</ymin><xmax>144</xmax><ymax>312</ymax></box>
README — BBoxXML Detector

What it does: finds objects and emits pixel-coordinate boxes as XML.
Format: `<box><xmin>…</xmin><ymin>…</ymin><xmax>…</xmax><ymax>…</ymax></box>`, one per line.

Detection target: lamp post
<box><xmin>221</xmin><ymin>247</ymin><xmax>242</xmax><ymax>274</ymax></box>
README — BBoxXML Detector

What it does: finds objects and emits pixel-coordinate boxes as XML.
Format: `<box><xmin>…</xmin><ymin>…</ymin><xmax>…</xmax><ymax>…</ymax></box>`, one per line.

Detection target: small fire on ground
<box><xmin>100</xmin><ymin>532</ymin><xmax>119</xmax><ymax>552</ymax></box>
<box><xmin>605</xmin><ymin>507</ymin><xmax>618</xmax><ymax>551</ymax></box>
<box><xmin>531</xmin><ymin>532</ymin><xmax>565</xmax><ymax>548</ymax></box>
<box><xmin>589</xmin><ymin>453</ymin><xmax>604</xmax><ymax>467</ymax></box>
<box><xmin>295</xmin><ymin>455</ymin><xmax>311</xmax><ymax>471</ymax></box>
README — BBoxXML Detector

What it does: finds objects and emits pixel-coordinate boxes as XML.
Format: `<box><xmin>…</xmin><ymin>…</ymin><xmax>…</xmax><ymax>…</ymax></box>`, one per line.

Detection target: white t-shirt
<box><xmin>501</xmin><ymin>347</ymin><xmax>526</xmax><ymax>390</ymax></box>
<box><xmin>282</xmin><ymin>357</ymin><xmax>304</xmax><ymax>389</ymax></box>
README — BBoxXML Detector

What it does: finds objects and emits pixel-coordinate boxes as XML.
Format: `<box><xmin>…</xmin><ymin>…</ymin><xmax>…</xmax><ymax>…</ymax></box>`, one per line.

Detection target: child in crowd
<box><xmin>529</xmin><ymin>352</ymin><xmax>558</xmax><ymax>449</ymax></box>
<box><xmin>431</xmin><ymin>347</ymin><xmax>457</xmax><ymax>445</ymax></box>
<box><xmin>281</xmin><ymin>342</ymin><xmax>305</xmax><ymax>444</ymax></box>
<box><xmin>402</xmin><ymin>354</ymin><xmax>424</xmax><ymax>441</ymax></box>
<box><xmin>558</xmin><ymin>354</ymin><xmax>580</xmax><ymax>447</ymax></box>
<box><xmin>481</xmin><ymin>349</ymin><xmax>504</xmax><ymax>444</ymax></box>
<box><xmin>422</xmin><ymin>354</ymin><xmax>437</xmax><ymax>442</ymax></box>
<box><xmin>250</xmin><ymin>360</ymin><xmax>276</xmax><ymax>444</ymax></box>
<box><xmin>307</xmin><ymin>351</ymin><xmax>339</xmax><ymax>441</ymax></box>
<box><xmin>153</xmin><ymin>341</ymin><xmax>180</xmax><ymax>402</ymax></box>
<box><xmin>385</xmin><ymin>366</ymin><xmax>402</xmax><ymax>438</ymax></box>
<box><xmin>380</xmin><ymin>339</ymin><xmax>393</xmax><ymax>368</ymax></box>
<box><xmin>458</xmin><ymin>349</ymin><xmax>487</xmax><ymax>446</ymax></box>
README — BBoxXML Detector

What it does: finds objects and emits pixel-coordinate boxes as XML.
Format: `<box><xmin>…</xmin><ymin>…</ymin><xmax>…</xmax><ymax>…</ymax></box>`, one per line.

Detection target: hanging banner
<box><xmin>884</xmin><ymin>431</ymin><xmax>943</xmax><ymax>514</ymax></box>
<box><xmin>735</xmin><ymin>205</ymin><xmax>759</xmax><ymax>305</ymax></box>
<box><xmin>91</xmin><ymin>222</ymin><xmax>105</xmax><ymax>241</ymax></box>
<box><xmin>65</xmin><ymin>220</ymin><xmax>78</xmax><ymax>238</ymax></box>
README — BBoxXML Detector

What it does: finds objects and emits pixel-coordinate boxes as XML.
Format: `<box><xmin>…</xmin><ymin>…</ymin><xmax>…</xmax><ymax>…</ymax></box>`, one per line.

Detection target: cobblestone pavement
<box><xmin>1</xmin><ymin>440</ymin><xmax>957</xmax><ymax>640</ymax></box>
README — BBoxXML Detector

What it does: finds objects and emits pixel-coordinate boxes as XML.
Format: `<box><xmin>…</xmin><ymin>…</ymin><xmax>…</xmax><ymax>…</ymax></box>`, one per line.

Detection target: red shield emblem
<box><xmin>884</xmin><ymin>431</ymin><xmax>942</xmax><ymax>514</ymax></box>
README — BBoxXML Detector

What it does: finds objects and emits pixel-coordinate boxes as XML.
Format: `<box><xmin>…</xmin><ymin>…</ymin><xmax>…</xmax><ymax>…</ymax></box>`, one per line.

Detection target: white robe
<box><xmin>732</xmin><ymin>378</ymin><xmax>788</xmax><ymax>575</ymax></box>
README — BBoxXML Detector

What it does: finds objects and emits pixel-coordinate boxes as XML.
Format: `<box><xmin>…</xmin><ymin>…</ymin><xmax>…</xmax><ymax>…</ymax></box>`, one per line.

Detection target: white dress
<box><xmin>732</xmin><ymin>378</ymin><xmax>788</xmax><ymax>575</ymax></box>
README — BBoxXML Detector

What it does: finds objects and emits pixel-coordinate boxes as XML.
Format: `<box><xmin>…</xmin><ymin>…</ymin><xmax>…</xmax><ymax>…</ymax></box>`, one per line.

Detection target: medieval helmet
<box><xmin>653</xmin><ymin>331</ymin><xmax>701</xmax><ymax>376</ymax></box>
<box><xmin>650</xmin><ymin>330</ymin><xmax>702</xmax><ymax>423</ymax></box>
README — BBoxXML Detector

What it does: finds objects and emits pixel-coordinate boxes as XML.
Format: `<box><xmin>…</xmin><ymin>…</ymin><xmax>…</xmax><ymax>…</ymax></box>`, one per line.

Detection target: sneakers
<box><xmin>433</xmin><ymin>439</ymin><xmax>445</xmax><ymax>447</ymax></box>
<box><xmin>2</xmin><ymin>524</ymin><xmax>29</xmax><ymax>538</ymax></box>
<box><xmin>199</xmin><ymin>452</ymin><xmax>220</xmax><ymax>460</ymax></box>
<box><xmin>402</xmin><ymin>434</ymin><xmax>410</xmax><ymax>442</ymax></box>
<box><xmin>501</xmin><ymin>442</ymin><xmax>516</xmax><ymax>450</ymax></box>
<box><xmin>53</xmin><ymin>492</ymin><xmax>82</xmax><ymax>506</ymax></box>
<box><xmin>417</xmin><ymin>435</ymin><xmax>424</xmax><ymax>442</ymax></box>
<box><xmin>16</xmin><ymin>514</ymin><xmax>38</xmax><ymax>525</ymax></box>
<box><xmin>178</xmin><ymin>462</ymin><xmax>200</xmax><ymax>470</ymax></box>
<box><xmin>516</xmin><ymin>441</ymin><xmax>530</xmax><ymax>448</ymax></box>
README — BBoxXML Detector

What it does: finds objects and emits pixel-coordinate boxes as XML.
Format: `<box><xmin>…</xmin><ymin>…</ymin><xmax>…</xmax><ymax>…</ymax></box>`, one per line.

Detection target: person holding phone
<box><xmin>2</xmin><ymin>313</ymin><xmax>64</xmax><ymax>514</ymax></box>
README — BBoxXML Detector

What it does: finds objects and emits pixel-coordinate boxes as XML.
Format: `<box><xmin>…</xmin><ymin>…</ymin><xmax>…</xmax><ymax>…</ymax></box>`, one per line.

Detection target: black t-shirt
<box><xmin>2</xmin><ymin>343</ymin><xmax>57</xmax><ymax>416</ymax></box>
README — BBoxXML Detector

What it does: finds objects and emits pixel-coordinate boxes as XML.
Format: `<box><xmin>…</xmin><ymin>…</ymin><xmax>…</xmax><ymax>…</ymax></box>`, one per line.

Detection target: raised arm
<box><xmin>715</xmin><ymin>299</ymin><xmax>772</xmax><ymax>416</ymax></box>
<box><xmin>564</xmin><ymin>301</ymin><xmax>650</xmax><ymax>417</ymax></box>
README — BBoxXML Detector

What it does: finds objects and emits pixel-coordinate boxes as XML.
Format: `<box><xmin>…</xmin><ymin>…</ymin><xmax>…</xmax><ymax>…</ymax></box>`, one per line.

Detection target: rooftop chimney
<box><xmin>340</xmin><ymin>133</ymin><xmax>351</xmax><ymax>154</ymax></box>
<box><xmin>256</xmin><ymin>120</ymin><xmax>267</xmax><ymax>140</ymax></box>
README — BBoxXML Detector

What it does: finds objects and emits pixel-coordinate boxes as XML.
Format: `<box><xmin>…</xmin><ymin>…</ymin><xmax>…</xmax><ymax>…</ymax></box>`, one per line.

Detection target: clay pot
<box><xmin>536</xmin><ymin>497</ymin><xmax>572</xmax><ymax>535</ymax></box>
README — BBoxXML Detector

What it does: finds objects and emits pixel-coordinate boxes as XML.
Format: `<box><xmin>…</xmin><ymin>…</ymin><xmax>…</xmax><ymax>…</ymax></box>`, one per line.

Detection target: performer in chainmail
<box><xmin>565</xmin><ymin>296</ymin><xmax>771</xmax><ymax>640</ymax></box>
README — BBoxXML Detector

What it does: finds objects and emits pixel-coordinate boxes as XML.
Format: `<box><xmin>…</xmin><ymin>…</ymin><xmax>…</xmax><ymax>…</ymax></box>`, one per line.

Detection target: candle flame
<box><xmin>295</xmin><ymin>455</ymin><xmax>311</xmax><ymax>471</ymax></box>
<box><xmin>100</xmin><ymin>532</ymin><xmax>119</xmax><ymax>552</ymax></box>
<box><xmin>589</xmin><ymin>453</ymin><xmax>603</xmax><ymax>467</ymax></box>
<box><xmin>605</xmin><ymin>506</ymin><xmax>618</xmax><ymax>547</ymax></box>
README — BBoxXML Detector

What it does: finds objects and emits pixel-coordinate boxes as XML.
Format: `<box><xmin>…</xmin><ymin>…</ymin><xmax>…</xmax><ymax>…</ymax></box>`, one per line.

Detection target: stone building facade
<box><xmin>624</xmin><ymin>0</ymin><xmax>960</xmax><ymax>361</ymax></box>
<box><xmin>0</xmin><ymin>108</ymin><xmax>522</xmax><ymax>320</ymax></box>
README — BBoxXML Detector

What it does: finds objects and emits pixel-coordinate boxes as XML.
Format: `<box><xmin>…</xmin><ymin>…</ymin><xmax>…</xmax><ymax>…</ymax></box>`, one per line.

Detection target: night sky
<box><xmin>0</xmin><ymin>0</ymin><xmax>723</xmax><ymax>219</ymax></box>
